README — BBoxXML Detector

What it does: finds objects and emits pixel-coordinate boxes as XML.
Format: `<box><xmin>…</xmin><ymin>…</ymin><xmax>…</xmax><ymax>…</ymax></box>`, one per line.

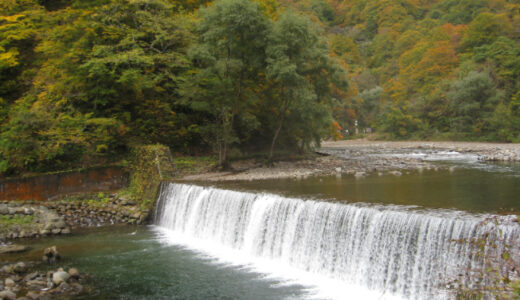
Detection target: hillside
<box><xmin>1</xmin><ymin>0</ymin><xmax>519</xmax><ymax>176</ymax></box>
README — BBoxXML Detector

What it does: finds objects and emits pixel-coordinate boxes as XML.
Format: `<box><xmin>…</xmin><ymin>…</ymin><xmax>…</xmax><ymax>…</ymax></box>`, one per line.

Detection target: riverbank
<box><xmin>321</xmin><ymin>140</ymin><xmax>520</xmax><ymax>162</ymax></box>
<box><xmin>181</xmin><ymin>140</ymin><xmax>520</xmax><ymax>182</ymax></box>
<box><xmin>0</xmin><ymin>193</ymin><xmax>150</xmax><ymax>243</ymax></box>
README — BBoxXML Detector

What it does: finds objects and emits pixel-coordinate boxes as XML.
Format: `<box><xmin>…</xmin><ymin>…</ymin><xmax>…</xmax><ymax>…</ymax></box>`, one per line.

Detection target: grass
<box><xmin>0</xmin><ymin>215</ymin><xmax>34</xmax><ymax>226</ymax></box>
<box><xmin>173</xmin><ymin>156</ymin><xmax>217</xmax><ymax>173</ymax></box>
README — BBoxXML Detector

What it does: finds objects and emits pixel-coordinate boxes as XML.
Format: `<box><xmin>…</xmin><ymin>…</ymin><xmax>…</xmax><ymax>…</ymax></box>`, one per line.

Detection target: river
<box><xmin>7</xmin><ymin>150</ymin><xmax>520</xmax><ymax>299</ymax></box>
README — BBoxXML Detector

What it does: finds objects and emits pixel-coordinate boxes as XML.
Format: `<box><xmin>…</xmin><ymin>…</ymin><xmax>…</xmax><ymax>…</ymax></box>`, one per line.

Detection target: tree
<box><xmin>461</xmin><ymin>12</ymin><xmax>513</xmax><ymax>51</ymax></box>
<box><xmin>448</xmin><ymin>71</ymin><xmax>502</xmax><ymax>135</ymax></box>
<box><xmin>264</xmin><ymin>11</ymin><xmax>347</xmax><ymax>162</ymax></box>
<box><xmin>180</xmin><ymin>0</ymin><xmax>270</xmax><ymax>168</ymax></box>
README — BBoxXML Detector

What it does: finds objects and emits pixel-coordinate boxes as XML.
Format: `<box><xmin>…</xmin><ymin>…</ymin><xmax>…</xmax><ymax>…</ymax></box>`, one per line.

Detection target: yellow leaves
<box><xmin>383</xmin><ymin>78</ymin><xmax>407</xmax><ymax>103</ymax></box>
<box><xmin>253</xmin><ymin>0</ymin><xmax>279</xmax><ymax>19</ymax></box>
<box><xmin>0</xmin><ymin>47</ymin><xmax>19</xmax><ymax>68</ymax></box>
<box><xmin>0</xmin><ymin>13</ymin><xmax>25</xmax><ymax>23</ymax></box>
<box><xmin>0</xmin><ymin>0</ymin><xmax>17</xmax><ymax>13</ymax></box>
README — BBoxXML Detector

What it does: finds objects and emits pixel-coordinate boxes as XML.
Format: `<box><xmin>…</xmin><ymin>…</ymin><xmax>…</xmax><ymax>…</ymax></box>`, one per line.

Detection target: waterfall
<box><xmin>153</xmin><ymin>183</ymin><xmax>519</xmax><ymax>300</ymax></box>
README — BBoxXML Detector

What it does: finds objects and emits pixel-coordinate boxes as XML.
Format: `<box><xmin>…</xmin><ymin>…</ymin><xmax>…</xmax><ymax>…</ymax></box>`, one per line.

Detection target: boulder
<box><xmin>4</xmin><ymin>278</ymin><xmax>15</xmax><ymax>287</ymax></box>
<box><xmin>58</xmin><ymin>281</ymin><xmax>70</xmax><ymax>291</ymax></box>
<box><xmin>389</xmin><ymin>170</ymin><xmax>402</xmax><ymax>176</ymax></box>
<box><xmin>13</xmin><ymin>262</ymin><xmax>27</xmax><ymax>273</ymax></box>
<box><xmin>54</xmin><ymin>220</ymin><xmax>66</xmax><ymax>229</ymax></box>
<box><xmin>24</xmin><ymin>272</ymin><xmax>39</xmax><ymax>282</ymax></box>
<box><xmin>0</xmin><ymin>245</ymin><xmax>29</xmax><ymax>254</ymax></box>
<box><xmin>354</xmin><ymin>172</ymin><xmax>366</xmax><ymax>178</ymax></box>
<box><xmin>0</xmin><ymin>291</ymin><xmax>16</xmax><ymax>300</ymax></box>
<box><xmin>51</xmin><ymin>271</ymin><xmax>70</xmax><ymax>285</ymax></box>
<box><xmin>27</xmin><ymin>280</ymin><xmax>47</xmax><ymax>290</ymax></box>
<box><xmin>43</xmin><ymin>246</ymin><xmax>60</xmax><ymax>264</ymax></box>
<box><xmin>67</xmin><ymin>268</ymin><xmax>79</xmax><ymax>279</ymax></box>
<box><xmin>25</xmin><ymin>291</ymin><xmax>40</xmax><ymax>300</ymax></box>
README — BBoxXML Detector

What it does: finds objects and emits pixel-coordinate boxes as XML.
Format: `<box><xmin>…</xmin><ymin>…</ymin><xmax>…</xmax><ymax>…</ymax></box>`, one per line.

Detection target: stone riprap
<box><xmin>0</xmin><ymin>193</ymin><xmax>150</xmax><ymax>242</ymax></box>
<box><xmin>43</xmin><ymin>193</ymin><xmax>150</xmax><ymax>228</ymax></box>
<box><xmin>0</xmin><ymin>203</ymin><xmax>70</xmax><ymax>242</ymax></box>
<box><xmin>0</xmin><ymin>261</ymin><xmax>86</xmax><ymax>299</ymax></box>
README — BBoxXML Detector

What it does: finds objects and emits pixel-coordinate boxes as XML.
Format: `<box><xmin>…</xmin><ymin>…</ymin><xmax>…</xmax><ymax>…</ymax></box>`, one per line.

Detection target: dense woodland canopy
<box><xmin>0</xmin><ymin>0</ymin><xmax>519</xmax><ymax>175</ymax></box>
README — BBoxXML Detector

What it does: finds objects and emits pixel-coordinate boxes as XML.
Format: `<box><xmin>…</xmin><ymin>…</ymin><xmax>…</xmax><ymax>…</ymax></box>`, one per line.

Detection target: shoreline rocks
<box><xmin>1</xmin><ymin>262</ymin><xmax>86</xmax><ymax>299</ymax></box>
<box><xmin>43</xmin><ymin>194</ymin><xmax>150</xmax><ymax>228</ymax></box>
<box><xmin>1</xmin><ymin>247</ymin><xmax>88</xmax><ymax>299</ymax></box>
<box><xmin>0</xmin><ymin>204</ymin><xmax>70</xmax><ymax>242</ymax></box>
<box><xmin>0</xmin><ymin>193</ymin><xmax>151</xmax><ymax>242</ymax></box>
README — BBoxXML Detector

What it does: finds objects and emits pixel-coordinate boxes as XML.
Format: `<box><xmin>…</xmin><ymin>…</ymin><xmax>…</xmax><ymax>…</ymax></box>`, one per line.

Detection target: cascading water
<box><xmin>153</xmin><ymin>183</ymin><xmax>519</xmax><ymax>300</ymax></box>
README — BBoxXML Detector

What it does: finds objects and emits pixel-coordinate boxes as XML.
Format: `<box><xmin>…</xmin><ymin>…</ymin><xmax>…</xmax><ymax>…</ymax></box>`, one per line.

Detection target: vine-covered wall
<box><xmin>127</xmin><ymin>145</ymin><xmax>175</xmax><ymax>210</ymax></box>
<box><xmin>0</xmin><ymin>167</ymin><xmax>128</xmax><ymax>201</ymax></box>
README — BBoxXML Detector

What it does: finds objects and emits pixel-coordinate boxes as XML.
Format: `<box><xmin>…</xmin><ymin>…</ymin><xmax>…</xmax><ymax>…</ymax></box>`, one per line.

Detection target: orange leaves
<box><xmin>330</xmin><ymin>121</ymin><xmax>343</xmax><ymax>141</ymax></box>
<box><xmin>410</xmin><ymin>41</ymin><xmax>458</xmax><ymax>87</ymax></box>
<box><xmin>441</xmin><ymin>23</ymin><xmax>466</xmax><ymax>48</ymax></box>
<box><xmin>384</xmin><ymin>78</ymin><xmax>408</xmax><ymax>103</ymax></box>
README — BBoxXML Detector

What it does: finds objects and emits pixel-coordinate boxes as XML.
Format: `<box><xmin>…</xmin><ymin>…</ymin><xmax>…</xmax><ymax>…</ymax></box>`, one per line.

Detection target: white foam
<box><xmin>153</xmin><ymin>183</ymin><xmax>519</xmax><ymax>300</ymax></box>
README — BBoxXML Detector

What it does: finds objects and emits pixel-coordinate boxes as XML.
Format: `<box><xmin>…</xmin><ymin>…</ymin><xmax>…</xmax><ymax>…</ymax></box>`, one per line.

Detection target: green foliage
<box><xmin>461</xmin><ymin>12</ymin><xmax>513</xmax><ymax>51</ymax></box>
<box><xmin>126</xmin><ymin>144</ymin><xmax>174</xmax><ymax>210</ymax></box>
<box><xmin>173</xmin><ymin>156</ymin><xmax>217</xmax><ymax>172</ymax></box>
<box><xmin>448</xmin><ymin>71</ymin><xmax>502</xmax><ymax>135</ymax></box>
<box><xmin>1</xmin><ymin>0</ymin><xmax>520</xmax><ymax>176</ymax></box>
<box><xmin>0</xmin><ymin>214</ymin><xmax>34</xmax><ymax>226</ymax></box>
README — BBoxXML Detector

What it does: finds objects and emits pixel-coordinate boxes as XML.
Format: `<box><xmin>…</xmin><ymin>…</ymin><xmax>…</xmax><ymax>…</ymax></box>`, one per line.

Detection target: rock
<box><xmin>70</xmin><ymin>282</ymin><xmax>83</xmax><ymax>293</ymax></box>
<box><xmin>58</xmin><ymin>281</ymin><xmax>69</xmax><ymax>291</ymax></box>
<box><xmin>51</xmin><ymin>229</ymin><xmax>61</xmax><ymax>235</ymax></box>
<box><xmin>61</xmin><ymin>228</ymin><xmax>71</xmax><ymax>235</ymax></box>
<box><xmin>13</xmin><ymin>262</ymin><xmax>27</xmax><ymax>273</ymax></box>
<box><xmin>51</xmin><ymin>271</ymin><xmax>70</xmax><ymax>285</ymax></box>
<box><xmin>0</xmin><ymin>264</ymin><xmax>15</xmax><ymax>274</ymax></box>
<box><xmin>27</xmin><ymin>280</ymin><xmax>47</xmax><ymax>290</ymax></box>
<box><xmin>389</xmin><ymin>171</ymin><xmax>402</xmax><ymax>176</ymax></box>
<box><xmin>25</xmin><ymin>292</ymin><xmax>40</xmax><ymax>300</ymax></box>
<box><xmin>54</xmin><ymin>220</ymin><xmax>66</xmax><ymax>229</ymax></box>
<box><xmin>24</xmin><ymin>272</ymin><xmax>39</xmax><ymax>282</ymax></box>
<box><xmin>43</xmin><ymin>246</ymin><xmax>60</xmax><ymax>264</ymax></box>
<box><xmin>39</xmin><ymin>230</ymin><xmax>50</xmax><ymax>236</ymax></box>
<box><xmin>354</xmin><ymin>171</ymin><xmax>366</xmax><ymax>178</ymax></box>
<box><xmin>4</xmin><ymin>278</ymin><xmax>15</xmax><ymax>287</ymax></box>
<box><xmin>67</xmin><ymin>268</ymin><xmax>79</xmax><ymax>279</ymax></box>
<box><xmin>0</xmin><ymin>291</ymin><xmax>16</xmax><ymax>300</ymax></box>
<box><xmin>335</xmin><ymin>167</ymin><xmax>342</xmax><ymax>173</ymax></box>
<box><xmin>0</xmin><ymin>245</ymin><xmax>29</xmax><ymax>254</ymax></box>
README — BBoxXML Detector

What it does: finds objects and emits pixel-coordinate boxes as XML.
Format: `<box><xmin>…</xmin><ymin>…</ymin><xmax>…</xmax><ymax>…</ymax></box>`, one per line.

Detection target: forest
<box><xmin>1</xmin><ymin>0</ymin><xmax>519</xmax><ymax>175</ymax></box>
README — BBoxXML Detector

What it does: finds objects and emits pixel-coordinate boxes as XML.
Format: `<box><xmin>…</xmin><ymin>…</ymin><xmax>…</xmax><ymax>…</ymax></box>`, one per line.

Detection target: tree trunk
<box><xmin>268</xmin><ymin>94</ymin><xmax>289</xmax><ymax>165</ymax></box>
<box><xmin>268</xmin><ymin>112</ymin><xmax>286</xmax><ymax>165</ymax></box>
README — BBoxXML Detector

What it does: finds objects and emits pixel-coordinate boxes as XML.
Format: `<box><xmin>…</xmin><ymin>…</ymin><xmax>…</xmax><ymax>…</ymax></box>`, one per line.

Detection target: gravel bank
<box><xmin>321</xmin><ymin>140</ymin><xmax>520</xmax><ymax>161</ymax></box>
<box><xmin>181</xmin><ymin>140</ymin><xmax>519</xmax><ymax>182</ymax></box>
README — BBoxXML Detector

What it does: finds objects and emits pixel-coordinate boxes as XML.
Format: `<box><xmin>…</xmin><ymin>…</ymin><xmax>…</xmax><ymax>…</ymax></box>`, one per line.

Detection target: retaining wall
<box><xmin>0</xmin><ymin>167</ymin><xmax>128</xmax><ymax>201</ymax></box>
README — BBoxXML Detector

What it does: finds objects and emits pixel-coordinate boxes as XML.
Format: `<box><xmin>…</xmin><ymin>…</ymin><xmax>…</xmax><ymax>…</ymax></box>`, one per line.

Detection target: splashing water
<box><xmin>153</xmin><ymin>183</ymin><xmax>519</xmax><ymax>300</ymax></box>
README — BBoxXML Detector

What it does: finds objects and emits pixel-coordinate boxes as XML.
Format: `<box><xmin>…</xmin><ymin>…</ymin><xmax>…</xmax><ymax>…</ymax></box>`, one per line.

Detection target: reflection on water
<box><xmin>214</xmin><ymin>167</ymin><xmax>520</xmax><ymax>213</ymax></box>
<box><xmin>8</xmin><ymin>226</ymin><xmax>306</xmax><ymax>300</ymax></box>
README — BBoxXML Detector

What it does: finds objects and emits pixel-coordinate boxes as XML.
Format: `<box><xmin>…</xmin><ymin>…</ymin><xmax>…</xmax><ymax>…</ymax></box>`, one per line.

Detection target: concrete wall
<box><xmin>0</xmin><ymin>167</ymin><xmax>128</xmax><ymax>201</ymax></box>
